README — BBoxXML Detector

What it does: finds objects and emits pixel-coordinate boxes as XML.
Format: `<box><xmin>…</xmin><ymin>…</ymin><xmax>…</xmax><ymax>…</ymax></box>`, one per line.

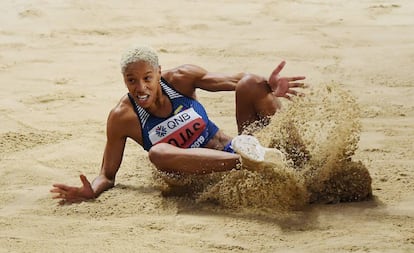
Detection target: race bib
<box><xmin>148</xmin><ymin>107</ymin><xmax>206</xmax><ymax>148</ymax></box>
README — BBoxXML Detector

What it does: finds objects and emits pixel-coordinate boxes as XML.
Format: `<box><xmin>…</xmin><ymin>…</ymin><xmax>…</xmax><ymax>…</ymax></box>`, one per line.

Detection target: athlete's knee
<box><xmin>148</xmin><ymin>143</ymin><xmax>174</xmax><ymax>167</ymax></box>
<box><xmin>236</xmin><ymin>74</ymin><xmax>269</xmax><ymax>96</ymax></box>
<box><xmin>237</xmin><ymin>74</ymin><xmax>256</xmax><ymax>91</ymax></box>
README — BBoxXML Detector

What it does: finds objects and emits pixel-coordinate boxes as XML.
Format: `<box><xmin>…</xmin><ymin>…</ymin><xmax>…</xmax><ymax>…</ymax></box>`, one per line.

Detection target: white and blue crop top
<box><xmin>128</xmin><ymin>77</ymin><xmax>219</xmax><ymax>151</ymax></box>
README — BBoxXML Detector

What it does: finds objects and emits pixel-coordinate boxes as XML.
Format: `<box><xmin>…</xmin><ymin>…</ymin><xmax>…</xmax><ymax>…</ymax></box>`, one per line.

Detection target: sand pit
<box><xmin>1</xmin><ymin>1</ymin><xmax>413</xmax><ymax>252</ymax></box>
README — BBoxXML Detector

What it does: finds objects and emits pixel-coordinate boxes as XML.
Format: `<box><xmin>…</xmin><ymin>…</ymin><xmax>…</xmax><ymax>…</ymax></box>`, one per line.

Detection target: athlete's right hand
<box><xmin>50</xmin><ymin>174</ymin><xmax>95</xmax><ymax>205</ymax></box>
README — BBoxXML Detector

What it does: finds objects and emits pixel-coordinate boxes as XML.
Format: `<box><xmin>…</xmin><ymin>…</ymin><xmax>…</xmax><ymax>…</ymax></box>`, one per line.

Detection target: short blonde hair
<box><xmin>120</xmin><ymin>45</ymin><xmax>159</xmax><ymax>73</ymax></box>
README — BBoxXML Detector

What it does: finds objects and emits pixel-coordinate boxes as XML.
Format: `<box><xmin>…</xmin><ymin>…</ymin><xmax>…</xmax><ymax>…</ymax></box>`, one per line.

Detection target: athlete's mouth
<box><xmin>136</xmin><ymin>94</ymin><xmax>149</xmax><ymax>101</ymax></box>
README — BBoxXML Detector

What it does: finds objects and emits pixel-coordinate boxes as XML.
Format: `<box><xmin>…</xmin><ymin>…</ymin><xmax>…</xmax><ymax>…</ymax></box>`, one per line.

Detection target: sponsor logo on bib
<box><xmin>148</xmin><ymin>107</ymin><xmax>206</xmax><ymax>148</ymax></box>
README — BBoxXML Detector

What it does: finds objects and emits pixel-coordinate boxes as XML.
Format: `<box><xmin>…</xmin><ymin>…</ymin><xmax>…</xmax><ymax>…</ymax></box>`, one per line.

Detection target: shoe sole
<box><xmin>231</xmin><ymin>135</ymin><xmax>285</xmax><ymax>170</ymax></box>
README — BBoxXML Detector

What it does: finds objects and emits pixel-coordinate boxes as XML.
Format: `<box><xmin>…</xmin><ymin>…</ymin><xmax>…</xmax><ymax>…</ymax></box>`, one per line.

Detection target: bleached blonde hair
<box><xmin>120</xmin><ymin>44</ymin><xmax>159</xmax><ymax>73</ymax></box>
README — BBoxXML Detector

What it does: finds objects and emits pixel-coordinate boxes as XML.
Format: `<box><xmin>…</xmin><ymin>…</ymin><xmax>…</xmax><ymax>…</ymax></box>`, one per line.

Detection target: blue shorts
<box><xmin>223</xmin><ymin>140</ymin><xmax>235</xmax><ymax>153</ymax></box>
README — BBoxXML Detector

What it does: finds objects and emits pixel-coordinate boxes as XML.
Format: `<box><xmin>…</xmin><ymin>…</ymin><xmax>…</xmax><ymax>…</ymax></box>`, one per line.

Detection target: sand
<box><xmin>1</xmin><ymin>0</ymin><xmax>413</xmax><ymax>252</ymax></box>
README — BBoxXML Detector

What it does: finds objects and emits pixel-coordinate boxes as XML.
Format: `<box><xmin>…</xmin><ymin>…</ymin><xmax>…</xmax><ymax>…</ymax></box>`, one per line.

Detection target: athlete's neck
<box><xmin>147</xmin><ymin>91</ymin><xmax>171</xmax><ymax>118</ymax></box>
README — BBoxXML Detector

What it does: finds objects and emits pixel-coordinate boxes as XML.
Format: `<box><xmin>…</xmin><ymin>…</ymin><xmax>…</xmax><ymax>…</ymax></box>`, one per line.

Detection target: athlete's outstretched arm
<box><xmin>162</xmin><ymin>64</ymin><xmax>248</xmax><ymax>95</ymax></box>
<box><xmin>162</xmin><ymin>62</ymin><xmax>305</xmax><ymax>99</ymax></box>
<box><xmin>50</xmin><ymin>108</ymin><xmax>128</xmax><ymax>204</ymax></box>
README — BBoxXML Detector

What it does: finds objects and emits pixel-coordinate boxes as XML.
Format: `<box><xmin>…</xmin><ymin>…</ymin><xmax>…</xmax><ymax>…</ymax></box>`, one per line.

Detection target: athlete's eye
<box><xmin>128</xmin><ymin>79</ymin><xmax>135</xmax><ymax>84</ymax></box>
<box><xmin>144</xmin><ymin>76</ymin><xmax>152</xmax><ymax>82</ymax></box>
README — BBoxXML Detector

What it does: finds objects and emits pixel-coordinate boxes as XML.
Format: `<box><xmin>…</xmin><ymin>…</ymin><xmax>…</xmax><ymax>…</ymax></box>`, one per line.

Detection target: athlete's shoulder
<box><xmin>162</xmin><ymin>65</ymin><xmax>207</xmax><ymax>98</ymax></box>
<box><xmin>108</xmin><ymin>95</ymin><xmax>137</xmax><ymax>124</ymax></box>
<box><xmin>106</xmin><ymin>94</ymin><xmax>142</xmax><ymax>143</ymax></box>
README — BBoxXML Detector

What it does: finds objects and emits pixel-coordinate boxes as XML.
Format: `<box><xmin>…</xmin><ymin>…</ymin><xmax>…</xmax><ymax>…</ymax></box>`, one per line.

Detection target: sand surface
<box><xmin>1</xmin><ymin>0</ymin><xmax>413</xmax><ymax>252</ymax></box>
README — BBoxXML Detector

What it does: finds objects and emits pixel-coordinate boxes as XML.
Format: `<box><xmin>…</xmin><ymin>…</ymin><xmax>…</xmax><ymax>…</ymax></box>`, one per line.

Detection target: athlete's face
<box><xmin>123</xmin><ymin>61</ymin><xmax>161</xmax><ymax>109</ymax></box>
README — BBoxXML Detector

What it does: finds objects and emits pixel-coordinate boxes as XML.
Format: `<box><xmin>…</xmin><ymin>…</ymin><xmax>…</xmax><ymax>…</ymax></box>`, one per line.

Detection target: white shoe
<box><xmin>231</xmin><ymin>135</ymin><xmax>285</xmax><ymax>170</ymax></box>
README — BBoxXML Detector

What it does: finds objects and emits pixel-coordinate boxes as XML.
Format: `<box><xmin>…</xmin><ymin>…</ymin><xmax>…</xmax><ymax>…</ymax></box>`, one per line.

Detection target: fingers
<box><xmin>273</xmin><ymin>88</ymin><xmax>304</xmax><ymax>99</ymax></box>
<box><xmin>51</xmin><ymin>183</ymin><xmax>70</xmax><ymax>191</ymax></box>
<box><xmin>286</xmin><ymin>89</ymin><xmax>305</xmax><ymax>97</ymax></box>
<box><xmin>50</xmin><ymin>183</ymin><xmax>73</xmax><ymax>201</ymax></box>
<box><xmin>50</xmin><ymin>184</ymin><xmax>71</xmax><ymax>200</ymax></box>
<box><xmin>50</xmin><ymin>187</ymin><xmax>68</xmax><ymax>196</ymax></box>
<box><xmin>50</xmin><ymin>187</ymin><xmax>68</xmax><ymax>200</ymax></box>
<box><xmin>288</xmin><ymin>89</ymin><xmax>298</xmax><ymax>96</ymax></box>
<box><xmin>79</xmin><ymin>174</ymin><xmax>91</xmax><ymax>188</ymax></box>
<box><xmin>50</xmin><ymin>187</ymin><xmax>67</xmax><ymax>195</ymax></box>
<box><xmin>273</xmin><ymin>89</ymin><xmax>297</xmax><ymax>96</ymax></box>
<box><xmin>270</xmin><ymin>60</ymin><xmax>286</xmax><ymax>77</ymax></box>
<box><xmin>289</xmin><ymin>82</ymin><xmax>305</xmax><ymax>88</ymax></box>
<box><xmin>52</xmin><ymin>193</ymin><xmax>66</xmax><ymax>199</ymax></box>
<box><xmin>286</xmin><ymin>76</ymin><xmax>306</xmax><ymax>82</ymax></box>
<box><xmin>51</xmin><ymin>175</ymin><xmax>94</xmax><ymax>205</ymax></box>
<box><xmin>283</xmin><ymin>94</ymin><xmax>292</xmax><ymax>100</ymax></box>
<box><xmin>51</xmin><ymin>188</ymin><xmax>80</xmax><ymax>204</ymax></box>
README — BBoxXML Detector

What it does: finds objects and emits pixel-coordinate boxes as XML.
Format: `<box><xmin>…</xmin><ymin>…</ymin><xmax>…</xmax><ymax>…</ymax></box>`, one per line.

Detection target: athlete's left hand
<box><xmin>268</xmin><ymin>61</ymin><xmax>306</xmax><ymax>99</ymax></box>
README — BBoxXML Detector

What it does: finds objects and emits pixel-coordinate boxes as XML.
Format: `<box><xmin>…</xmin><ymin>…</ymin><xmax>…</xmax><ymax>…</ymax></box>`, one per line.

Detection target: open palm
<box><xmin>50</xmin><ymin>174</ymin><xmax>95</xmax><ymax>205</ymax></box>
<box><xmin>268</xmin><ymin>61</ymin><xmax>306</xmax><ymax>99</ymax></box>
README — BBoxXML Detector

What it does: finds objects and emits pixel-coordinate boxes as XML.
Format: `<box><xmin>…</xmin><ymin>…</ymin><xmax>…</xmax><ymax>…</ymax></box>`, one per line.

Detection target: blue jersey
<box><xmin>128</xmin><ymin>77</ymin><xmax>219</xmax><ymax>151</ymax></box>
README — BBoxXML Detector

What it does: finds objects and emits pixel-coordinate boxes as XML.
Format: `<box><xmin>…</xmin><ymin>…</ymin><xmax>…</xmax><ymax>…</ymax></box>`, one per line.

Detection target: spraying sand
<box><xmin>155</xmin><ymin>84</ymin><xmax>372</xmax><ymax>212</ymax></box>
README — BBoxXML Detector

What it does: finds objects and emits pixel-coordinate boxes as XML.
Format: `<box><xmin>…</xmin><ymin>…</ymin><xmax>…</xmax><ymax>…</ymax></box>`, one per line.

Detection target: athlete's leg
<box><xmin>148</xmin><ymin>143</ymin><xmax>241</xmax><ymax>174</ymax></box>
<box><xmin>235</xmin><ymin>74</ymin><xmax>280</xmax><ymax>134</ymax></box>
